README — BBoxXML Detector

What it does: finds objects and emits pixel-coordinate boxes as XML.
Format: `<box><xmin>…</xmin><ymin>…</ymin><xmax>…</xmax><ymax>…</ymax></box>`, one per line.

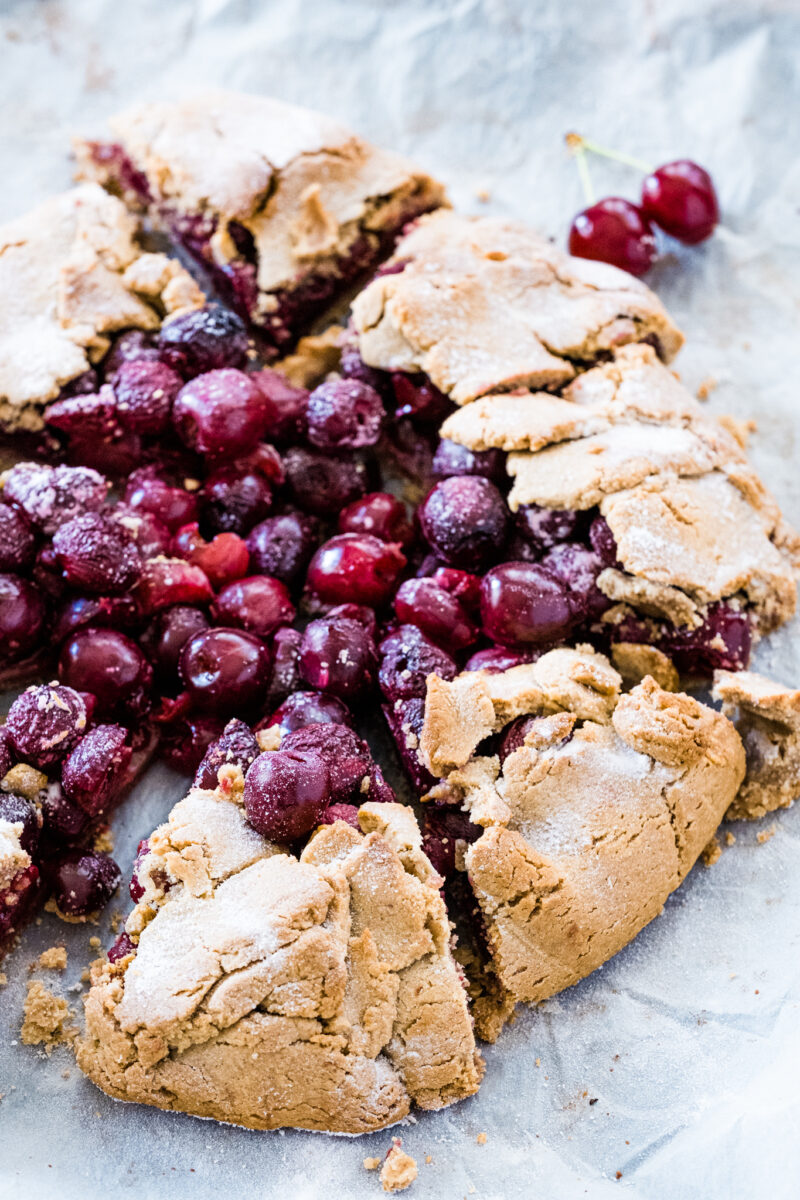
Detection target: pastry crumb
<box><xmin>20</xmin><ymin>981</ymin><xmax>74</xmax><ymax>1050</ymax></box>
<box><xmin>89</xmin><ymin>935</ymin><xmax>101</xmax><ymax>950</ymax></box>
<box><xmin>38</xmin><ymin>946</ymin><xmax>68</xmax><ymax>970</ymax></box>
<box><xmin>380</xmin><ymin>1139</ymin><xmax>418</xmax><ymax>1192</ymax></box>
<box><xmin>725</xmin><ymin>831</ymin><xmax>736</xmax><ymax>846</ymax></box>
<box><xmin>701</xmin><ymin>837</ymin><xmax>722</xmax><ymax>866</ymax></box>
<box><xmin>110</xmin><ymin>910</ymin><xmax>123</xmax><ymax>933</ymax></box>
<box><xmin>696</xmin><ymin>376</ymin><xmax>717</xmax><ymax>400</ymax></box>
<box><xmin>425</xmin><ymin>1156</ymin><xmax>433</xmax><ymax>1165</ymax></box>
<box><xmin>476</xmin><ymin>1131</ymin><xmax>487</xmax><ymax>1145</ymax></box>
<box><xmin>474</xmin><ymin>187</ymin><xmax>491</xmax><ymax>203</ymax></box>
<box><xmin>363</xmin><ymin>1157</ymin><xmax>381</xmax><ymax>1171</ymax></box>
<box><xmin>0</xmin><ymin>971</ymin><xmax>8</xmax><ymax>987</ymax></box>
<box><xmin>92</xmin><ymin>826</ymin><xmax>114</xmax><ymax>854</ymax></box>
<box><xmin>757</xmin><ymin>825</ymin><xmax>776</xmax><ymax>844</ymax></box>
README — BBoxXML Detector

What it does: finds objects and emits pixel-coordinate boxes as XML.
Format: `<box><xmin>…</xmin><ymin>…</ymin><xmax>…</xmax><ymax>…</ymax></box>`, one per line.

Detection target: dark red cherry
<box><xmin>480</xmin><ymin>561</ymin><xmax>574</xmax><ymax>647</ymax></box>
<box><xmin>0</xmin><ymin>574</ymin><xmax>46</xmax><ymax>662</ymax></box>
<box><xmin>172</xmin><ymin>369</ymin><xmax>270</xmax><ymax>458</ymax></box>
<box><xmin>378</xmin><ymin>625</ymin><xmax>457</xmax><ymax>703</ymax></box>
<box><xmin>251</xmin><ymin>369</ymin><xmax>309</xmax><ymax>442</ymax></box>
<box><xmin>391</xmin><ymin>373</ymin><xmax>451</xmax><ymax>424</ymax></box>
<box><xmin>213</xmin><ymin>576</ymin><xmax>295</xmax><ymax>640</ymax></box>
<box><xmin>338</xmin><ymin>492</ymin><xmax>414</xmax><ymax>548</ymax></box>
<box><xmin>62</xmin><ymin>724</ymin><xmax>132</xmax><ymax>816</ymax></box>
<box><xmin>432</xmin><ymin>439</ymin><xmax>505</xmax><ymax>483</ymax></box>
<box><xmin>540</xmin><ymin>542</ymin><xmax>612</xmax><ymax>621</ymax></box>
<box><xmin>143</xmin><ymin>605</ymin><xmax>210</xmax><ymax>679</ymax></box>
<box><xmin>283</xmin><ymin>447</ymin><xmax>369</xmax><ymax>516</ymax></box>
<box><xmin>568</xmin><ymin>198</ymin><xmax>657</xmax><ymax>277</ymax></box>
<box><xmin>108</xmin><ymin>932</ymin><xmax>137</xmax><ymax>963</ymax></box>
<box><xmin>5</xmin><ymin>684</ymin><xmax>87</xmax><ymax>769</ymax></box>
<box><xmin>2</xmin><ymin>462</ymin><xmax>108</xmax><ymax>535</ymax></box>
<box><xmin>172</xmin><ymin>524</ymin><xmax>250</xmax><ymax>590</ymax></box>
<box><xmin>281</xmin><ymin>723</ymin><xmax>384</xmax><ymax>806</ymax></box>
<box><xmin>306</xmin><ymin>379</ymin><xmax>385</xmax><ymax>450</ymax></box>
<box><xmin>262</xmin><ymin>691</ymin><xmax>352</xmax><ymax>738</ymax></box>
<box><xmin>464</xmin><ymin>646</ymin><xmax>535</xmax><ymax>673</ymax></box>
<box><xmin>0</xmin><ymin>504</ymin><xmax>37</xmax><ymax>571</ymax></box>
<box><xmin>419</xmin><ymin>476</ymin><xmax>508</xmax><ymax>570</ymax></box>
<box><xmin>243</xmin><ymin>748</ymin><xmax>331</xmax><ymax>842</ymax></box>
<box><xmin>193</xmin><ymin>718</ymin><xmax>260</xmax><ymax>790</ymax></box>
<box><xmin>179</xmin><ymin>627</ymin><xmax>271</xmax><ymax>714</ymax></box>
<box><xmin>515</xmin><ymin>505</ymin><xmax>582</xmax><ymax>554</ymax></box>
<box><xmin>112</xmin><ymin>359</ymin><xmax>183</xmax><ymax>434</ymax></box>
<box><xmin>124</xmin><ymin>467</ymin><xmax>199</xmax><ymax>534</ymax></box>
<box><xmin>641</xmin><ymin>161</ymin><xmax>719</xmax><ymax>245</ymax></box>
<box><xmin>49</xmin><ymin>850</ymin><xmax>121</xmax><ymax>917</ymax></box>
<box><xmin>393</xmin><ymin>577</ymin><xmax>478</xmax><ymax>653</ymax></box>
<box><xmin>589</xmin><ymin>516</ymin><xmax>620</xmax><ymax>567</ymax></box>
<box><xmin>159</xmin><ymin>714</ymin><xmax>225</xmax><ymax>774</ymax></box>
<box><xmin>263</xmin><ymin>627</ymin><xmax>303</xmax><ymax>708</ymax></box>
<box><xmin>246</xmin><ymin>511</ymin><xmax>320</xmax><ymax>587</ymax></box>
<box><xmin>52</xmin><ymin>513</ymin><xmax>142</xmax><ymax>595</ymax></box>
<box><xmin>59</xmin><ymin>628</ymin><xmax>153</xmax><ymax>719</ymax></box>
<box><xmin>306</xmin><ymin>534</ymin><xmax>406</xmax><ymax>608</ymax></box>
<box><xmin>135</xmin><ymin>558</ymin><xmax>214</xmax><ymax>615</ymax></box>
<box><xmin>158</xmin><ymin>304</ymin><xmax>248</xmax><ymax>376</ymax></box>
<box><xmin>298</xmin><ymin>615</ymin><xmax>377</xmax><ymax>700</ymax></box>
<box><xmin>201</xmin><ymin>465</ymin><xmax>273</xmax><ymax>535</ymax></box>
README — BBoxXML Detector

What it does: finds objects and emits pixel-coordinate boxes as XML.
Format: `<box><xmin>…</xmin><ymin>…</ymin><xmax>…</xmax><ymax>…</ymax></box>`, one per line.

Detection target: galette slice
<box><xmin>349</xmin><ymin>209</ymin><xmax>684</xmax><ymax>408</ymax></box>
<box><xmin>75</xmin><ymin>90</ymin><xmax>446</xmax><ymax>357</ymax></box>
<box><xmin>78</xmin><ymin>775</ymin><xmax>482</xmax><ymax>1134</ymax></box>
<box><xmin>0</xmin><ymin>183</ymin><xmax>203</xmax><ymax>436</ymax></box>
<box><xmin>415</xmin><ymin>647</ymin><xmax>744</xmax><ymax>1031</ymax></box>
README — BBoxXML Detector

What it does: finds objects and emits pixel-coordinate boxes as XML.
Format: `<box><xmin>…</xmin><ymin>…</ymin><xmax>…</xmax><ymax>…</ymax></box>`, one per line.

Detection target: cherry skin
<box><xmin>641</xmin><ymin>161</ymin><xmax>719</xmax><ymax>245</ymax></box>
<box><xmin>243</xmin><ymin>748</ymin><xmax>331</xmax><ymax>842</ymax></box>
<box><xmin>480</xmin><ymin>561</ymin><xmax>574</xmax><ymax>647</ymax></box>
<box><xmin>568</xmin><ymin>198</ymin><xmax>657</xmax><ymax>277</ymax></box>
<box><xmin>306</xmin><ymin>533</ymin><xmax>406</xmax><ymax>607</ymax></box>
<box><xmin>179</xmin><ymin>627</ymin><xmax>271</xmax><ymax>714</ymax></box>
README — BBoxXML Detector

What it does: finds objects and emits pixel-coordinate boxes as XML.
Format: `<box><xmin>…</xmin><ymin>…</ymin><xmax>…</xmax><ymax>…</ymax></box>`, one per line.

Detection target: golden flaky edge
<box><xmin>418</xmin><ymin>647</ymin><xmax>745</xmax><ymax>1034</ymax></box>
<box><xmin>77</xmin><ymin>789</ymin><xmax>482</xmax><ymax>1135</ymax></box>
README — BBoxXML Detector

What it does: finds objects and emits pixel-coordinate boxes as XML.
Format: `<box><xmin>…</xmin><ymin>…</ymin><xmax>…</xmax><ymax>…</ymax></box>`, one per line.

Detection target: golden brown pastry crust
<box><xmin>351</xmin><ymin>212</ymin><xmax>683</xmax><ymax>405</ymax></box>
<box><xmin>78</xmin><ymin>794</ymin><xmax>481</xmax><ymax>1134</ymax></box>
<box><xmin>419</xmin><ymin>650</ymin><xmax>744</xmax><ymax>1009</ymax></box>
<box><xmin>0</xmin><ymin>184</ymin><xmax>203</xmax><ymax>433</ymax></box>
<box><xmin>713</xmin><ymin>669</ymin><xmax>800</xmax><ymax>820</ymax></box>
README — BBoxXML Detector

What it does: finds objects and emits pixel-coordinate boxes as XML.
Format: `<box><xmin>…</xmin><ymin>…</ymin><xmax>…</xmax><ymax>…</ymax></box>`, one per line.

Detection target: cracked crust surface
<box><xmin>76</xmin><ymin>90</ymin><xmax>445</xmax><ymax>312</ymax></box>
<box><xmin>419</xmin><ymin>651</ymin><xmax>744</xmax><ymax>1006</ymax></box>
<box><xmin>78</xmin><ymin>793</ymin><xmax>481</xmax><ymax>1134</ymax></box>
<box><xmin>441</xmin><ymin>345</ymin><xmax>798</xmax><ymax>636</ymax></box>
<box><xmin>0</xmin><ymin>183</ymin><xmax>203</xmax><ymax>433</ymax></box>
<box><xmin>351</xmin><ymin>213</ymin><xmax>683</xmax><ymax>406</ymax></box>
<box><xmin>713</xmin><ymin>669</ymin><xmax>800</xmax><ymax>820</ymax></box>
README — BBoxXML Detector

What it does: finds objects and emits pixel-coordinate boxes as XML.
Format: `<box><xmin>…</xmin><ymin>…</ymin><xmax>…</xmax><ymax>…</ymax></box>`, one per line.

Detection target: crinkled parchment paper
<box><xmin>1</xmin><ymin>1</ymin><xmax>800</xmax><ymax>1197</ymax></box>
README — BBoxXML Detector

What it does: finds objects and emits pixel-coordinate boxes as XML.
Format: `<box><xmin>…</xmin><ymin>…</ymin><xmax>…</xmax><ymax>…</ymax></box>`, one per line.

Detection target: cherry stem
<box><xmin>565</xmin><ymin>132</ymin><xmax>654</xmax><ymax>175</ymax></box>
<box><xmin>566</xmin><ymin>138</ymin><xmax>595</xmax><ymax>205</ymax></box>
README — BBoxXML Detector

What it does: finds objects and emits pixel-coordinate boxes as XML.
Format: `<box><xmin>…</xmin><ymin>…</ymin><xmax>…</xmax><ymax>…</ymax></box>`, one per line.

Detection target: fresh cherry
<box><xmin>641</xmin><ymin>161</ymin><xmax>719</xmax><ymax>245</ymax></box>
<box><xmin>568</xmin><ymin>198</ymin><xmax>657</xmax><ymax>277</ymax></box>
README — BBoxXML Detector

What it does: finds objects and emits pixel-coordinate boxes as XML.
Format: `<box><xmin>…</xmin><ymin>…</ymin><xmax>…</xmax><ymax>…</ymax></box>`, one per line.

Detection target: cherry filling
<box><xmin>82</xmin><ymin>140</ymin><xmax>440</xmax><ymax>357</ymax></box>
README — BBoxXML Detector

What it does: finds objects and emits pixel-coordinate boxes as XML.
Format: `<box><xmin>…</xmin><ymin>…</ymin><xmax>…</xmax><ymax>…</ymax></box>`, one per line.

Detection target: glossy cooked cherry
<box><xmin>263</xmin><ymin>691</ymin><xmax>352</xmax><ymax>738</ymax></box>
<box><xmin>179</xmin><ymin>627</ymin><xmax>271</xmax><ymax>714</ymax></box>
<box><xmin>0</xmin><ymin>574</ymin><xmax>46</xmax><ymax>662</ymax></box>
<box><xmin>172</xmin><ymin>524</ymin><xmax>250</xmax><ymax>590</ymax></box>
<box><xmin>158</xmin><ymin>304</ymin><xmax>249</xmax><ymax>375</ymax></box>
<box><xmin>393</xmin><ymin>577</ymin><xmax>478</xmax><ymax>653</ymax></box>
<box><xmin>135</xmin><ymin>557</ymin><xmax>214</xmax><ymax>615</ymax></box>
<box><xmin>159</xmin><ymin>714</ymin><xmax>225</xmax><ymax>774</ymax></box>
<box><xmin>281</xmin><ymin>723</ymin><xmax>382</xmax><ymax>806</ymax></box>
<box><xmin>5</xmin><ymin>684</ymin><xmax>87</xmax><ymax>769</ymax></box>
<box><xmin>391</xmin><ymin>373</ymin><xmax>452</xmax><ymax>424</ymax></box>
<box><xmin>213</xmin><ymin>575</ymin><xmax>295</xmax><ymax>640</ymax></box>
<box><xmin>112</xmin><ymin>359</ymin><xmax>183</xmax><ymax>434</ymax></box>
<box><xmin>246</xmin><ymin>511</ymin><xmax>320</xmax><ymax>587</ymax></box>
<box><xmin>144</xmin><ymin>604</ymin><xmax>210</xmax><ymax>678</ymax></box>
<box><xmin>298</xmin><ymin>615</ymin><xmax>377</xmax><ymax>700</ymax></box>
<box><xmin>0</xmin><ymin>504</ymin><xmax>37</xmax><ymax>571</ymax></box>
<box><xmin>306</xmin><ymin>379</ymin><xmax>385</xmax><ymax>450</ymax></box>
<box><xmin>480</xmin><ymin>561</ymin><xmax>574</xmax><ymax>647</ymax></box>
<box><xmin>319</xmin><ymin>803</ymin><xmax>360</xmax><ymax>829</ymax></box>
<box><xmin>172</xmin><ymin>369</ymin><xmax>270</xmax><ymax>457</ymax></box>
<box><xmin>59</xmin><ymin>628</ymin><xmax>153</xmax><ymax>718</ymax></box>
<box><xmin>193</xmin><ymin>718</ymin><xmax>260</xmax><ymax>790</ymax></box>
<box><xmin>52</xmin><ymin>513</ymin><xmax>142</xmax><ymax>595</ymax></box>
<box><xmin>2</xmin><ymin>462</ymin><xmax>108</xmax><ymax>535</ymax></box>
<box><xmin>124</xmin><ymin>467</ymin><xmax>199</xmax><ymax>534</ymax></box>
<box><xmin>49</xmin><ymin>850</ymin><xmax>121</xmax><ymax>918</ymax></box>
<box><xmin>338</xmin><ymin>492</ymin><xmax>414</xmax><ymax>548</ymax></box>
<box><xmin>112</xmin><ymin>505</ymin><xmax>172</xmax><ymax>560</ymax></box>
<box><xmin>419</xmin><ymin>476</ymin><xmax>509</xmax><ymax>570</ymax></box>
<box><xmin>243</xmin><ymin>748</ymin><xmax>331</xmax><ymax>841</ymax></box>
<box><xmin>464</xmin><ymin>646</ymin><xmax>535</xmax><ymax>673</ymax></box>
<box><xmin>378</xmin><ymin>624</ymin><xmax>457</xmax><ymax>702</ymax></box>
<box><xmin>263</xmin><ymin>627</ymin><xmax>303</xmax><ymax>708</ymax></box>
<box><xmin>306</xmin><ymin>533</ymin><xmax>406</xmax><ymax>607</ymax></box>
<box><xmin>540</xmin><ymin>542</ymin><xmax>611</xmax><ymax>621</ymax></box>
<box><xmin>568</xmin><ymin>198</ymin><xmax>657</xmax><ymax>277</ymax></box>
<box><xmin>432</xmin><ymin>439</ymin><xmax>505</xmax><ymax>483</ymax></box>
<box><xmin>201</xmin><ymin>464</ymin><xmax>273</xmax><ymax>535</ymax></box>
<box><xmin>61</xmin><ymin>724</ymin><xmax>132</xmax><ymax>815</ymax></box>
<box><xmin>283</xmin><ymin>447</ymin><xmax>369</xmax><ymax>516</ymax></box>
<box><xmin>641</xmin><ymin>160</ymin><xmax>719</xmax><ymax>245</ymax></box>
<box><xmin>251</xmin><ymin>369</ymin><xmax>309</xmax><ymax>442</ymax></box>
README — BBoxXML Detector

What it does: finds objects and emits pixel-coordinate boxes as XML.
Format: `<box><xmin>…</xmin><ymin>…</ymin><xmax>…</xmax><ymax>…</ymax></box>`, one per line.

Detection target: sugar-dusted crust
<box><xmin>0</xmin><ymin>819</ymin><xmax>30</xmax><ymax>891</ymax></box>
<box><xmin>713</xmin><ymin>669</ymin><xmax>800</xmax><ymax>820</ymax></box>
<box><xmin>76</xmin><ymin>90</ymin><xmax>445</xmax><ymax>319</ymax></box>
<box><xmin>0</xmin><ymin>183</ymin><xmax>203</xmax><ymax>433</ymax></box>
<box><xmin>419</xmin><ymin>650</ymin><xmax>744</xmax><ymax>1008</ymax></box>
<box><xmin>78</xmin><ymin>793</ymin><xmax>481</xmax><ymax>1134</ymax></box>
<box><xmin>351</xmin><ymin>212</ymin><xmax>683</xmax><ymax>406</ymax></box>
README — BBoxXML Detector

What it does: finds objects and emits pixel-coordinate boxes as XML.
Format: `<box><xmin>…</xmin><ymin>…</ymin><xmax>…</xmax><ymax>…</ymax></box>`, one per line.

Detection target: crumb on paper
<box><xmin>20</xmin><ymin>981</ymin><xmax>74</xmax><ymax>1050</ymax></box>
<box><xmin>757</xmin><ymin>825</ymin><xmax>776</xmax><ymax>844</ymax></box>
<box><xmin>475</xmin><ymin>187</ymin><xmax>491</xmax><ymax>203</ymax></box>
<box><xmin>93</xmin><ymin>826</ymin><xmax>114</xmax><ymax>854</ymax></box>
<box><xmin>363</xmin><ymin>1157</ymin><xmax>381</xmax><ymax>1171</ymax></box>
<box><xmin>696</xmin><ymin>376</ymin><xmax>717</xmax><ymax>400</ymax></box>
<box><xmin>476</xmin><ymin>1131</ymin><xmax>487</xmax><ymax>1145</ymax></box>
<box><xmin>89</xmin><ymin>935</ymin><xmax>101</xmax><ymax>950</ymax></box>
<box><xmin>0</xmin><ymin>972</ymin><xmax>7</xmax><ymax>987</ymax></box>
<box><xmin>725</xmin><ymin>831</ymin><xmax>737</xmax><ymax>847</ymax></box>
<box><xmin>110</xmin><ymin>910</ymin><xmax>123</xmax><ymax>933</ymax></box>
<box><xmin>425</xmin><ymin>1156</ymin><xmax>433</xmax><ymax>1166</ymax></box>
<box><xmin>379</xmin><ymin>1138</ymin><xmax>418</xmax><ymax>1192</ymax></box>
<box><xmin>701</xmin><ymin>837</ymin><xmax>722</xmax><ymax>866</ymax></box>
<box><xmin>535</xmin><ymin>1057</ymin><xmax>541</xmax><ymax>1067</ymax></box>
<box><xmin>38</xmin><ymin>946</ymin><xmax>67</xmax><ymax>971</ymax></box>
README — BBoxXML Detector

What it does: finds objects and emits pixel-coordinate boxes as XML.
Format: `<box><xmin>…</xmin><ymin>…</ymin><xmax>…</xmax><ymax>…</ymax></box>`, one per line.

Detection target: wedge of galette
<box><xmin>78</xmin><ymin>729</ymin><xmax>482</xmax><ymax>1134</ymax></box>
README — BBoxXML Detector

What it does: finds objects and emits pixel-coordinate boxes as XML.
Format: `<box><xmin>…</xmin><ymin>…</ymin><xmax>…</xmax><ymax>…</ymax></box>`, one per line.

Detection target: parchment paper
<box><xmin>1</xmin><ymin>1</ymin><xmax>800</xmax><ymax>1197</ymax></box>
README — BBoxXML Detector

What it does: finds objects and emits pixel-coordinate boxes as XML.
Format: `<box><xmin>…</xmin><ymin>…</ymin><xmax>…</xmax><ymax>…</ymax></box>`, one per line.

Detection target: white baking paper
<box><xmin>1</xmin><ymin>1</ymin><xmax>800</xmax><ymax>1197</ymax></box>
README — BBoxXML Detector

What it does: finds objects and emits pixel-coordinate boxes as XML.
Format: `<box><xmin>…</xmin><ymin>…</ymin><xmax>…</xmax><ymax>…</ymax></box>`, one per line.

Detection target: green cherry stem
<box><xmin>565</xmin><ymin>132</ymin><xmax>654</xmax><ymax>175</ymax></box>
<box><xmin>565</xmin><ymin>133</ymin><xmax>595</xmax><ymax>205</ymax></box>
